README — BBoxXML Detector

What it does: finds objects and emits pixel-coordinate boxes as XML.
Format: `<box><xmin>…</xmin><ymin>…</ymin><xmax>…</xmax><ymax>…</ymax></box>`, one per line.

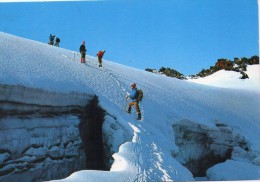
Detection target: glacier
<box><xmin>0</xmin><ymin>32</ymin><xmax>260</xmax><ymax>181</ymax></box>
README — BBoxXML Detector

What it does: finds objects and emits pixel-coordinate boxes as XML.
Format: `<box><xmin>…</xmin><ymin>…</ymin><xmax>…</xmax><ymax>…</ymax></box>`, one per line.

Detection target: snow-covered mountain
<box><xmin>0</xmin><ymin>32</ymin><xmax>260</xmax><ymax>182</ymax></box>
<box><xmin>188</xmin><ymin>65</ymin><xmax>260</xmax><ymax>91</ymax></box>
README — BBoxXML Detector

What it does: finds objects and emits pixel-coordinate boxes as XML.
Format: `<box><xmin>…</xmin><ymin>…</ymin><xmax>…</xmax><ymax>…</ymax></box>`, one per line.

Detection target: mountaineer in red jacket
<box><xmin>97</xmin><ymin>50</ymin><xmax>105</xmax><ymax>67</ymax></box>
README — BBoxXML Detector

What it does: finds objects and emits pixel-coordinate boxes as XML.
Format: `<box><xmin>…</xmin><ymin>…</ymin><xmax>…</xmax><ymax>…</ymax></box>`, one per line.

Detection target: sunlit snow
<box><xmin>187</xmin><ymin>65</ymin><xmax>260</xmax><ymax>91</ymax></box>
<box><xmin>0</xmin><ymin>32</ymin><xmax>260</xmax><ymax>181</ymax></box>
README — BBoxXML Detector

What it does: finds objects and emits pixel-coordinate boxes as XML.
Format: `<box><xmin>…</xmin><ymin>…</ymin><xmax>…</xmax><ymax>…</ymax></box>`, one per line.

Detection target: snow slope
<box><xmin>1</xmin><ymin>32</ymin><xmax>260</xmax><ymax>181</ymax></box>
<box><xmin>187</xmin><ymin>65</ymin><xmax>260</xmax><ymax>91</ymax></box>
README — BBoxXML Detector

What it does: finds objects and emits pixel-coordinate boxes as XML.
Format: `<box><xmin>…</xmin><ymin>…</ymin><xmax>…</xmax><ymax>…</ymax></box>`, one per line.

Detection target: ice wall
<box><xmin>0</xmin><ymin>84</ymin><xmax>91</xmax><ymax>182</ymax></box>
<box><xmin>172</xmin><ymin>119</ymin><xmax>259</xmax><ymax>178</ymax></box>
<box><xmin>173</xmin><ymin>119</ymin><xmax>233</xmax><ymax>177</ymax></box>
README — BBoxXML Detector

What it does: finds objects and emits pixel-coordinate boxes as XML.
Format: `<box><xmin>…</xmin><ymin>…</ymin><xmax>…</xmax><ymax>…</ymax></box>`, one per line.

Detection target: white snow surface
<box><xmin>206</xmin><ymin>160</ymin><xmax>260</xmax><ymax>180</ymax></box>
<box><xmin>187</xmin><ymin>66</ymin><xmax>260</xmax><ymax>91</ymax></box>
<box><xmin>1</xmin><ymin>32</ymin><xmax>260</xmax><ymax>181</ymax></box>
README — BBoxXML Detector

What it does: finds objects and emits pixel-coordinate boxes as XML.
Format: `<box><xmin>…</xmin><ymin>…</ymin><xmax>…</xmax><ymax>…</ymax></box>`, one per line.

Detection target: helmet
<box><xmin>82</xmin><ymin>41</ymin><xmax>85</xmax><ymax>44</ymax></box>
<box><xmin>131</xmin><ymin>83</ymin><xmax>136</xmax><ymax>88</ymax></box>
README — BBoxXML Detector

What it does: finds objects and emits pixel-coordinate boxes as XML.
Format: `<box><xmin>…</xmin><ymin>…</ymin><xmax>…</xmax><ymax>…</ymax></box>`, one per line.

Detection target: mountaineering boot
<box><xmin>137</xmin><ymin>113</ymin><xmax>142</xmax><ymax>120</ymax></box>
<box><xmin>81</xmin><ymin>58</ymin><xmax>85</xmax><ymax>63</ymax></box>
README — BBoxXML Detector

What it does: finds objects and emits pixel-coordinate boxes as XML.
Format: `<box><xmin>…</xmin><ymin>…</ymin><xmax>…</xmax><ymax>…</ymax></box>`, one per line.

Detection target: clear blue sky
<box><xmin>0</xmin><ymin>0</ymin><xmax>258</xmax><ymax>75</ymax></box>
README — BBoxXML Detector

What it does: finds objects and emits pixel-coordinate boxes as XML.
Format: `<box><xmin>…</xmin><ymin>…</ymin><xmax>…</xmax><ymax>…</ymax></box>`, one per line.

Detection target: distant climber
<box><xmin>54</xmin><ymin>37</ymin><xmax>60</xmax><ymax>47</ymax></box>
<box><xmin>126</xmin><ymin>83</ymin><xmax>142</xmax><ymax>120</ymax></box>
<box><xmin>49</xmin><ymin>34</ymin><xmax>55</xmax><ymax>45</ymax></box>
<box><xmin>79</xmin><ymin>41</ymin><xmax>87</xmax><ymax>63</ymax></box>
<box><xmin>96</xmin><ymin>50</ymin><xmax>105</xmax><ymax>67</ymax></box>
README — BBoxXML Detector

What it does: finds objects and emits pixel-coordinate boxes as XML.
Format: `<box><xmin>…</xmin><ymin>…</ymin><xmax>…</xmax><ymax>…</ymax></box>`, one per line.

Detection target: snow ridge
<box><xmin>187</xmin><ymin>65</ymin><xmax>260</xmax><ymax>91</ymax></box>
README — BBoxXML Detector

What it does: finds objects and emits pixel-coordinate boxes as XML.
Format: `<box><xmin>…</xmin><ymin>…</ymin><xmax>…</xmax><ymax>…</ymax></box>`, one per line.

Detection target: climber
<box><xmin>126</xmin><ymin>83</ymin><xmax>142</xmax><ymax>120</ymax></box>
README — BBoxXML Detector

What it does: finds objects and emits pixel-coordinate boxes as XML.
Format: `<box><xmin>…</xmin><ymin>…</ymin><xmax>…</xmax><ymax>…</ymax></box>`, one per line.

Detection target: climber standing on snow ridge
<box><xmin>96</xmin><ymin>50</ymin><xmax>105</xmax><ymax>67</ymax></box>
<box><xmin>54</xmin><ymin>37</ymin><xmax>60</xmax><ymax>47</ymax></box>
<box><xmin>79</xmin><ymin>41</ymin><xmax>87</xmax><ymax>63</ymax></box>
<box><xmin>48</xmin><ymin>34</ymin><xmax>55</xmax><ymax>45</ymax></box>
<box><xmin>126</xmin><ymin>83</ymin><xmax>142</xmax><ymax>120</ymax></box>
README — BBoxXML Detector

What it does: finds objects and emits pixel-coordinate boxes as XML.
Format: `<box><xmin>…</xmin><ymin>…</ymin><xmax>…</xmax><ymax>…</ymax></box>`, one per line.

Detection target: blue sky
<box><xmin>0</xmin><ymin>0</ymin><xmax>258</xmax><ymax>75</ymax></box>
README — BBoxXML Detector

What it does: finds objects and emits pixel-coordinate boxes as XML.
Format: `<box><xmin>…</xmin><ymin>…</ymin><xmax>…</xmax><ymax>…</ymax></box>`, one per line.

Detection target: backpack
<box><xmin>137</xmin><ymin>89</ymin><xmax>143</xmax><ymax>102</ymax></box>
<box><xmin>97</xmin><ymin>51</ymin><xmax>104</xmax><ymax>58</ymax></box>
